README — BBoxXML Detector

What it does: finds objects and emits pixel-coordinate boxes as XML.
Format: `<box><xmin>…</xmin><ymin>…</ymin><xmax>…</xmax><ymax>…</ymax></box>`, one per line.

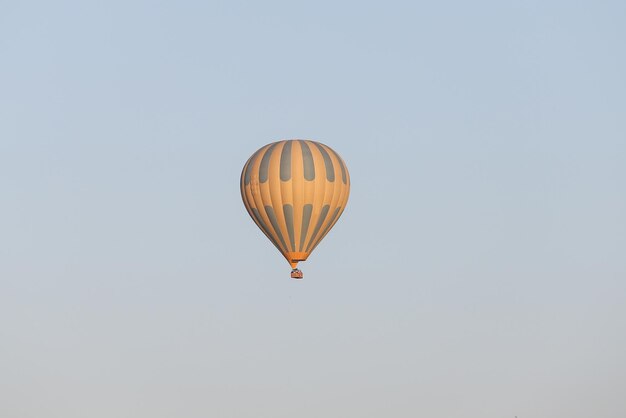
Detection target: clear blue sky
<box><xmin>1</xmin><ymin>1</ymin><xmax>625</xmax><ymax>417</ymax></box>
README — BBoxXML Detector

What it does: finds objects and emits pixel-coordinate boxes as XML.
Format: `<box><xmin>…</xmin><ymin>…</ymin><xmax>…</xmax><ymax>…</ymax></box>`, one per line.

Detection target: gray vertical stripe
<box><xmin>283</xmin><ymin>204</ymin><xmax>295</xmax><ymax>251</ymax></box>
<box><xmin>265</xmin><ymin>205</ymin><xmax>288</xmax><ymax>251</ymax></box>
<box><xmin>259</xmin><ymin>143</ymin><xmax>278</xmax><ymax>183</ymax></box>
<box><xmin>251</xmin><ymin>208</ymin><xmax>281</xmax><ymax>251</ymax></box>
<box><xmin>313</xmin><ymin>143</ymin><xmax>335</xmax><ymax>182</ymax></box>
<box><xmin>329</xmin><ymin>148</ymin><xmax>347</xmax><ymax>184</ymax></box>
<box><xmin>244</xmin><ymin>151</ymin><xmax>261</xmax><ymax>186</ymax></box>
<box><xmin>299</xmin><ymin>141</ymin><xmax>315</xmax><ymax>181</ymax></box>
<box><xmin>280</xmin><ymin>141</ymin><xmax>292</xmax><ymax>181</ymax></box>
<box><xmin>316</xmin><ymin>207</ymin><xmax>341</xmax><ymax>247</ymax></box>
<box><xmin>305</xmin><ymin>204</ymin><xmax>330</xmax><ymax>252</ymax></box>
<box><xmin>299</xmin><ymin>204</ymin><xmax>313</xmax><ymax>251</ymax></box>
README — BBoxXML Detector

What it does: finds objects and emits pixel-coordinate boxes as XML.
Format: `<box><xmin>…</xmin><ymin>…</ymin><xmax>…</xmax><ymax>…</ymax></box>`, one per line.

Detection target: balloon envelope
<box><xmin>240</xmin><ymin>140</ymin><xmax>350</xmax><ymax>269</ymax></box>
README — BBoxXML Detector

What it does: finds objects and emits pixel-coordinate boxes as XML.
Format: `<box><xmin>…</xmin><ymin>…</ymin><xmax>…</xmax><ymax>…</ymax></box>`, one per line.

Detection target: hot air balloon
<box><xmin>240</xmin><ymin>140</ymin><xmax>350</xmax><ymax>279</ymax></box>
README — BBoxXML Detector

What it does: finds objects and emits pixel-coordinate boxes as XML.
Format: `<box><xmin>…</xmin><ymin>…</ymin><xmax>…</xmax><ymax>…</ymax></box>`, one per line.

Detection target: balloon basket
<box><xmin>290</xmin><ymin>269</ymin><xmax>303</xmax><ymax>279</ymax></box>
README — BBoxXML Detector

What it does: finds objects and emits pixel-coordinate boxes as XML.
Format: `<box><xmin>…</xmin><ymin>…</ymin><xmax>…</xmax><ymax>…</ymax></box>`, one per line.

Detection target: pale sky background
<box><xmin>1</xmin><ymin>1</ymin><xmax>625</xmax><ymax>417</ymax></box>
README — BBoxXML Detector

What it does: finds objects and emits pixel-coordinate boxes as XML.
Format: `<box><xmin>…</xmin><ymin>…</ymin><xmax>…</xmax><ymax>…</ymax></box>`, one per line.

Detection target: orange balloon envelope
<box><xmin>240</xmin><ymin>140</ymin><xmax>350</xmax><ymax>278</ymax></box>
